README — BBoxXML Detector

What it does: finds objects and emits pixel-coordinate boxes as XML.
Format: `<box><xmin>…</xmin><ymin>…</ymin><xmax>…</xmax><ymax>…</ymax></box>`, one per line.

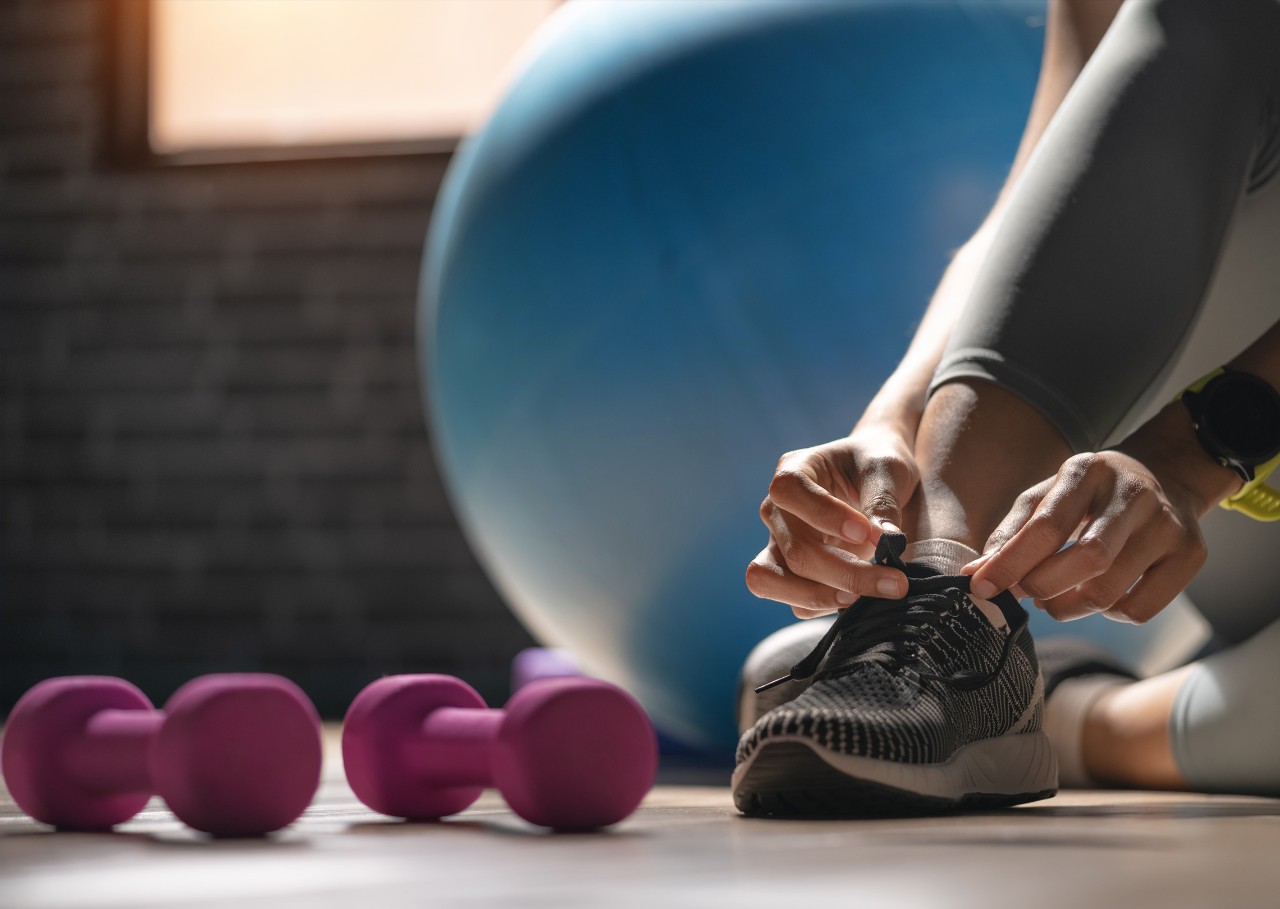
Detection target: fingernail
<box><xmin>972</xmin><ymin>579</ymin><xmax>997</xmax><ymax>599</ymax></box>
<box><xmin>841</xmin><ymin>520</ymin><xmax>867</xmax><ymax>544</ymax></box>
<box><xmin>876</xmin><ymin>577</ymin><xmax>904</xmax><ymax>598</ymax></box>
<box><xmin>836</xmin><ymin>590</ymin><xmax>856</xmax><ymax>606</ymax></box>
<box><xmin>878</xmin><ymin>521</ymin><xmax>902</xmax><ymax>534</ymax></box>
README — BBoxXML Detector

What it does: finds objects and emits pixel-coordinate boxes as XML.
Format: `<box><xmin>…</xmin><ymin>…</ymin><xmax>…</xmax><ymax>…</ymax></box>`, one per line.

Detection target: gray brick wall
<box><xmin>0</xmin><ymin>0</ymin><xmax>535</xmax><ymax>715</ymax></box>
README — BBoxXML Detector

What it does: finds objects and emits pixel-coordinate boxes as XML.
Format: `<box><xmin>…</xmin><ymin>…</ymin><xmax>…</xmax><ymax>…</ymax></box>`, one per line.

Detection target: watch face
<box><xmin>1202</xmin><ymin>374</ymin><xmax>1280</xmax><ymax>463</ymax></box>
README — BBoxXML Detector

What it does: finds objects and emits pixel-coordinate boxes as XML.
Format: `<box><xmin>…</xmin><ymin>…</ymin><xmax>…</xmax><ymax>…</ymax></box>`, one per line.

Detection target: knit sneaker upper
<box><xmin>736</xmin><ymin>533</ymin><xmax>1042</xmax><ymax>767</ymax></box>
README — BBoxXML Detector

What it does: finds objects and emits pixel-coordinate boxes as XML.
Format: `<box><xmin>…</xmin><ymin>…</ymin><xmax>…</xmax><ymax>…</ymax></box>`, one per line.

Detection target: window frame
<box><xmin>106</xmin><ymin>0</ymin><xmax>460</xmax><ymax>168</ymax></box>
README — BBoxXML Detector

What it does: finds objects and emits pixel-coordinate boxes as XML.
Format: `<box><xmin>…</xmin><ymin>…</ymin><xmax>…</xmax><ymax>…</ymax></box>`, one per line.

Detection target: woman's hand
<box><xmin>746</xmin><ymin>424</ymin><xmax>918</xmax><ymax>618</ymax></box>
<box><xmin>962</xmin><ymin>403</ymin><xmax>1240</xmax><ymax>624</ymax></box>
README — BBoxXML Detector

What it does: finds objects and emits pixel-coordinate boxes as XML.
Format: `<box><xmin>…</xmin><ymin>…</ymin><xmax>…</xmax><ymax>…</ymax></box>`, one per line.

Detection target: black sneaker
<box><xmin>736</xmin><ymin>616</ymin><xmax>833</xmax><ymax>734</ymax></box>
<box><xmin>733</xmin><ymin>532</ymin><xmax>1057</xmax><ymax>817</ymax></box>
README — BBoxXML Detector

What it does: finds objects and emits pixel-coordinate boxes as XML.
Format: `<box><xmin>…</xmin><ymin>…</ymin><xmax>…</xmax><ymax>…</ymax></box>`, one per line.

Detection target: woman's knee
<box><xmin>1172</xmin><ymin>619</ymin><xmax>1280</xmax><ymax>795</ymax></box>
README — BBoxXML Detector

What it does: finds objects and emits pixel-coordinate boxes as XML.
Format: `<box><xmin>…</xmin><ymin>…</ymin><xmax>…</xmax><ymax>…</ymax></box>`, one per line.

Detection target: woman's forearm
<box><xmin>860</xmin><ymin>227</ymin><xmax>999</xmax><ymax>440</ymax></box>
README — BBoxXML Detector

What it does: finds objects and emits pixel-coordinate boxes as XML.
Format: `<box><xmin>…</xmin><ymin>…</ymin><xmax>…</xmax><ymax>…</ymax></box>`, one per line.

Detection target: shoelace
<box><xmin>755</xmin><ymin>532</ymin><xmax>1029</xmax><ymax>694</ymax></box>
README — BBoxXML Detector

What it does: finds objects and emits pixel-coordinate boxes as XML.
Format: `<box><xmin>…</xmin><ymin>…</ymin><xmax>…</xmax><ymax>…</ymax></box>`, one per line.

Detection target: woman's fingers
<box><xmin>757</xmin><ymin>502</ymin><xmax>907</xmax><ymax>600</ymax></box>
<box><xmin>748</xmin><ymin>433</ymin><xmax>921</xmax><ymax>615</ymax></box>
<box><xmin>963</xmin><ymin>450</ymin><xmax>1207</xmax><ymax>627</ymax></box>
<box><xmin>1016</xmin><ymin>487</ymin><xmax>1155</xmax><ymax>601</ymax></box>
<box><xmin>1106</xmin><ymin>551</ymin><xmax>1204</xmax><ymax>625</ymax></box>
<box><xmin>849</xmin><ymin>452</ymin><xmax>913</xmax><ymax>533</ymax></box>
<box><xmin>1032</xmin><ymin>530</ymin><xmax>1161</xmax><ymax>621</ymax></box>
<box><xmin>966</xmin><ymin>462</ymin><xmax>1098</xmax><ymax>598</ymax></box>
<box><xmin>746</xmin><ymin>541</ymin><xmax>851</xmax><ymax>619</ymax></box>
<box><xmin>1040</xmin><ymin>545</ymin><xmax>1201</xmax><ymax>624</ymax></box>
<box><xmin>768</xmin><ymin>452</ymin><xmax>874</xmax><ymax>545</ymax></box>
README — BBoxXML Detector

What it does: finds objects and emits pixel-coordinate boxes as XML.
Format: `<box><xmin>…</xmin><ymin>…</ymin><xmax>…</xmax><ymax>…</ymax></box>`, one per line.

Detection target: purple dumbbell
<box><xmin>1</xmin><ymin>674</ymin><xmax>322</xmax><ymax>836</ymax></box>
<box><xmin>342</xmin><ymin>674</ymin><xmax>657</xmax><ymax>829</ymax></box>
<box><xmin>510</xmin><ymin>647</ymin><xmax>583</xmax><ymax>693</ymax></box>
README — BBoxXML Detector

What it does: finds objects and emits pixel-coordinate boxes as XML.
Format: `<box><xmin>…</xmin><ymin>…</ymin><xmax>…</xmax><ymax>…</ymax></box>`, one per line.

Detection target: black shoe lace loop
<box><xmin>755</xmin><ymin>532</ymin><xmax>1028</xmax><ymax>694</ymax></box>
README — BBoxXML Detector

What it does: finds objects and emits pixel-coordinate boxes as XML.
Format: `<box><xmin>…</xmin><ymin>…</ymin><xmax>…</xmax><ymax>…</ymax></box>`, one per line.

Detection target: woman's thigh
<box><xmin>1130</xmin><ymin>158</ymin><xmax>1280</xmax><ymax>643</ymax></box>
<box><xmin>931</xmin><ymin>0</ymin><xmax>1280</xmax><ymax>639</ymax></box>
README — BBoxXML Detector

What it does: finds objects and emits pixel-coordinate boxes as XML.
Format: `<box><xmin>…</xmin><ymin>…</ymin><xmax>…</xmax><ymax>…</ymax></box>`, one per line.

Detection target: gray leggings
<box><xmin>927</xmin><ymin>0</ymin><xmax>1280</xmax><ymax>794</ymax></box>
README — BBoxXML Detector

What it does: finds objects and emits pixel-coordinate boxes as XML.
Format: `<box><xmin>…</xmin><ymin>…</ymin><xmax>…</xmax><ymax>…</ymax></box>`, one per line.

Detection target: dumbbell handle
<box><xmin>410</xmin><ymin>707</ymin><xmax>505</xmax><ymax>787</ymax></box>
<box><xmin>62</xmin><ymin>709</ymin><xmax>164</xmax><ymax>796</ymax></box>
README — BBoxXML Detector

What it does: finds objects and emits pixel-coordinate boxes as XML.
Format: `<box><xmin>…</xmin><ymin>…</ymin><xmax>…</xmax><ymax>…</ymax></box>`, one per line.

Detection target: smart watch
<box><xmin>1178</xmin><ymin>367</ymin><xmax>1280</xmax><ymax>521</ymax></box>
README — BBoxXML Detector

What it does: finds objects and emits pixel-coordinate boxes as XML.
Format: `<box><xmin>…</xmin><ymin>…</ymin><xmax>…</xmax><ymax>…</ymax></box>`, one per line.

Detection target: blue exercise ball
<box><xmin>422</xmin><ymin>0</ymin><xmax>1045</xmax><ymax>748</ymax></box>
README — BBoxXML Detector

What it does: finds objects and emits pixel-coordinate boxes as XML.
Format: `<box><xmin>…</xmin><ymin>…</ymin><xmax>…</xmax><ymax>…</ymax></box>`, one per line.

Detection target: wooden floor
<box><xmin>4</xmin><ymin>728</ymin><xmax>1280</xmax><ymax>909</ymax></box>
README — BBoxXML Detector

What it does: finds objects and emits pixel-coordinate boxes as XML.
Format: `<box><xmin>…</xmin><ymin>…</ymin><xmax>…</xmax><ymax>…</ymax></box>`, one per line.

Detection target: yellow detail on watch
<box><xmin>1177</xmin><ymin>367</ymin><xmax>1280</xmax><ymax>522</ymax></box>
<box><xmin>1178</xmin><ymin>368</ymin><xmax>1224</xmax><ymax>398</ymax></box>
<box><xmin>1222</xmin><ymin>451</ymin><xmax>1280</xmax><ymax>521</ymax></box>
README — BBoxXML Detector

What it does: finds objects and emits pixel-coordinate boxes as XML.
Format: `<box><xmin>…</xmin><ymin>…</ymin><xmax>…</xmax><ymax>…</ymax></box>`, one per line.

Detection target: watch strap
<box><xmin>1221</xmin><ymin>450</ymin><xmax>1280</xmax><ymax>521</ymax></box>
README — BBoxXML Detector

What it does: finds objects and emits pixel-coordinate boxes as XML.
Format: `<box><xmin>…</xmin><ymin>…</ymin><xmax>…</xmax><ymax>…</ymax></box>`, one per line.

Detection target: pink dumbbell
<box><xmin>342</xmin><ymin>675</ymin><xmax>657</xmax><ymax>829</ymax></box>
<box><xmin>1</xmin><ymin>674</ymin><xmax>322</xmax><ymax>836</ymax></box>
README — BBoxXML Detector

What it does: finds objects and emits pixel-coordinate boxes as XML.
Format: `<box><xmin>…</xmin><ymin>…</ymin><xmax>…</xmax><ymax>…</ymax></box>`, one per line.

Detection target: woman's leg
<box><xmin>933</xmin><ymin>0</ymin><xmax>1280</xmax><ymax>450</ymax></box>
<box><xmin>930</xmin><ymin>0</ymin><xmax>1280</xmax><ymax>451</ymax></box>
<box><xmin>1165</xmin><ymin>620</ymin><xmax>1280</xmax><ymax>795</ymax></box>
<box><xmin>905</xmin><ymin>0</ymin><xmax>1280</xmax><ymax>791</ymax></box>
<box><xmin>912</xmin><ymin>0</ymin><xmax>1280</xmax><ymax>584</ymax></box>
<box><xmin>1041</xmin><ymin>180</ymin><xmax>1280</xmax><ymax>795</ymax></box>
<box><xmin>1079</xmin><ymin>614</ymin><xmax>1280</xmax><ymax>796</ymax></box>
<box><xmin>905</xmin><ymin>380</ymin><xmax>1070</xmax><ymax>551</ymax></box>
<box><xmin>1087</xmin><ymin>185</ymin><xmax>1280</xmax><ymax>794</ymax></box>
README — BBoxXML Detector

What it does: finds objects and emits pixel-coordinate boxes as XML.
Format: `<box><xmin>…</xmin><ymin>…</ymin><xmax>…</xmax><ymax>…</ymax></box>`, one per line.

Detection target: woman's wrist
<box><xmin>1117</xmin><ymin>402</ymin><xmax>1242</xmax><ymax>517</ymax></box>
<box><xmin>855</xmin><ymin>379</ymin><xmax>925</xmax><ymax>443</ymax></box>
<box><xmin>851</xmin><ymin>232</ymin><xmax>997</xmax><ymax>446</ymax></box>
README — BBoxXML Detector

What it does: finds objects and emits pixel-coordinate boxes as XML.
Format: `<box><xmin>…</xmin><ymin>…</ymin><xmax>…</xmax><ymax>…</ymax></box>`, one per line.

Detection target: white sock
<box><xmin>1043</xmin><ymin>675</ymin><xmax>1128</xmax><ymax>788</ymax></box>
<box><xmin>903</xmin><ymin>538</ymin><xmax>1008</xmax><ymax>634</ymax></box>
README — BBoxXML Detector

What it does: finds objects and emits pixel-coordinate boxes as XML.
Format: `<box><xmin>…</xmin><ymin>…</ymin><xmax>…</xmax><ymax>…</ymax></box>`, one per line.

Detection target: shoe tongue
<box><xmin>902</xmin><ymin>538</ymin><xmax>977</xmax><ymax>574</ymax></box>
<box><xmin>902</xmin><ymin>539</ymin><xmax>1009</xmax><ymax>635</ymax></box>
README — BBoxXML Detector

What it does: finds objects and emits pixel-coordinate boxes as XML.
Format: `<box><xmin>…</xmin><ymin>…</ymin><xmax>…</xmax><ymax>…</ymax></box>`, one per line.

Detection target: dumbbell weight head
<box><xmin>343</xmin><ymin>674</ymin><xmax>489</xmax><ymax>820</ymax></box>
<box><xmin>494</xmin><ymin>676</ymin><xmax>657</xmax><ymax>829</ymax></box>
<box><xmin>2</xmin><ymin>676</ymin><xmax>154</xmax><ymax>830</ymax></box>
<box><xmin>2</xmin><ymin>674</ymin><xmax>322</xmax><ymax>836</ymax></box>
<box><xmin>152</xmin><ymin>675</ymin><xmax>323</xmax><ymax>836</ymax></box>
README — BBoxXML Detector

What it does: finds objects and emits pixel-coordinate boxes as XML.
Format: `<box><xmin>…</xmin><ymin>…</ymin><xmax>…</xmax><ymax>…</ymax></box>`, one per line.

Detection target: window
<box><xmin>114</xmin><ymin>0</ymin><xmax>559</xmax><ymax>164</ymax></box>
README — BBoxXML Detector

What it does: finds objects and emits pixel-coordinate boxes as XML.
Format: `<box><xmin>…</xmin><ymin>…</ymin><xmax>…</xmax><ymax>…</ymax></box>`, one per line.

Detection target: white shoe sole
<box><xmin>733</xmin><ymin>731</ymin><xmax>1059</xmax><ymax>816</ymax></box>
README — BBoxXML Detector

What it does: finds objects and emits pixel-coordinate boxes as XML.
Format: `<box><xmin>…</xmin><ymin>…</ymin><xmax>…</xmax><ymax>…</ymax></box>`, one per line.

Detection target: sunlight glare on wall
<box><xmin>150</xmin><ymin>0</ymin><xmax>559</xmax><ymax>154</ymax></box>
